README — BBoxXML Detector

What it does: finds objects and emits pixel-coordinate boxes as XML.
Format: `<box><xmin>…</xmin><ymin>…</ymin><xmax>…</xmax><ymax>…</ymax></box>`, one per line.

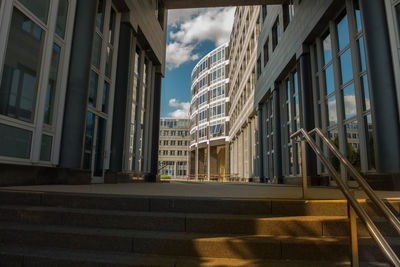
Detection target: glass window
<box><xmin>0</xmin><ymin>123</ymin><xmax>32</xmax><ymax>159</ymax></box>
<box><xmin>346</xmin><ymin>120</ymin><xmax>360</xmax><ymax>169</ymax></box>
<box><xmin>343</xmin><ymin>83</ymin><xmax>356</xmax><ymax>119</ymax></box>
<box><xmin>358</xmin><ymin>37</ymin><xmax>366</xmax><ymax>71</ymax></box>
<box><xmin>108</xmin><ymin>8</ymin><xmax>116</xmax><ymax>44</ymax></box>
<box><xmin>92</xmin><ymin>33</ymin><xmax>102</xmax><ymax>69</ymax></box>
<box><xmin>340</xmin><ymin>49</ymin><xmax>353</xmax><ymax>85</ymax></box>
<box><xmin>105</xmin><ymin>46</ymin><xmax>112</xmax><ymax>78</ymax></box>
<box><xmin>96</xmin><ymin>0</ymin><xmax>105</xmax><ymax>31</ymax></box>
<box><xmin>325</xmin><ymin>64</ymin><xmax>335</xmax><ymax>95</ymax></box>
<box><xmin>365</xmin><ymin>114</ymin><xmax>375</xmax><ymax>170</ymax></box>
<box><xmin>362</xmin><ymin>75</ymin><xmax>370</xmax><ymax>111</ymax></box>
<box><xmin>337</xmin><ymin>15</ymin><xmax>350</xmax><ymax>51</ymax></box>
<box><xmin>88</xmin><ymin>71</ymin><xmax>98</xmax><ymax>107</ymax></box>
<box><xmin>39</xmin><ymin>134</ymin><xmax>52</xmax><ymax>161</ymax></box>
<box><xmin>354</xmin><ymin>1</ymin><xmax>362</xmax><ymax>33</ymax></box>
<box><xmin>327</xmin><ymin>95</ymin><xmax>337</xmax><ymax>126</ymax></box>
<box><xmin>56</xmin><ymin>0</ymin><xmax>68</xmax><ymax>38</ymax></box>
<box><xmin>44</xmin><ymin>44</ymin><xmax>61</xmax><ymax>125</ymax></box>
<box><xmin>323</xmin><ymin>34</ymin><xmax>332</xmax><ymax>65</ymax></box>
<box><xmin>19</xmin><ymin>0</ymin><xmax>50</xmax><ymax>23</ymax></box>
<box><xmin>0</xmin><ymin>9</ymin><xmax>44</xmax><ymax>122</ymax></box>
<box><xmin>102</xmin><ymin>81</ymin><xmax>109</xmax><ymax>113</ymax></box>
<box><xmin>83</xmin><ymin>112</ymin><xmax>94</xmax><ymax>169</ymax></box>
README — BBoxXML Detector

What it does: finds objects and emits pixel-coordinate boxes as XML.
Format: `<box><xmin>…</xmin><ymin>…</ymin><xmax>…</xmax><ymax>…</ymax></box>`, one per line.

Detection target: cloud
<box><xmin>168</xmin><ymin>98</ymin><xmax>190</xmax><ymax>118</ymax></box>
<box><xmin>166</xmin><ymin>7</ymin><xmax>235</xmax><ymax>70</ymax></box>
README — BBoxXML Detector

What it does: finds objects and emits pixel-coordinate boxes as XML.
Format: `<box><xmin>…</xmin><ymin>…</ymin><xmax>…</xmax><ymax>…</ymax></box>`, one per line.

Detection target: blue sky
<box><xmin>160</xmin><ymin>8</ymin><xmax>236</xmax><ymax>118</ymax></box>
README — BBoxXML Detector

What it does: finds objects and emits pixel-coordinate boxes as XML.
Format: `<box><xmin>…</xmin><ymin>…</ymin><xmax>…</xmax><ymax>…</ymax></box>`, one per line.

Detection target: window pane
<box><xmin>19</xmin><ymin>0</ymin><xmax>50</xmax><ymax>23</ymax></box>
<box><xmin>102</xmin><ymin>81</ymin><xmax>109</xmax><ymax>113</ymax></box>
<box><xmin>354</xmin><ymin>1</ymin><xmax>362</xmax><ymax>33</ymax></box>
<box><xmin>91</xmin><ymin>33</ymin><xmax>102</xmax><ymax>69</ymax></box>
<box><xmin>358</xmin><ymin>37</ymin><xmax>366</xmax><ymax>71</ymax></box>
<box><xmin>108</xmin><ymin>8</ymin><xmax>116</xmax><ymax>44</ymax></box>
<box><xmin>327</xmin><ymin>94</ymin><xmax>337</xmax><ymax>126</ymax></box>
<box><xmin>56</xmin><ymin>0</ymin><xmax>68</xmax><ymax>38</ymax></box>
<box><xmin>105</xmin><ymin>46</ymin><xmax>113</xmax><ymax>78</ymax></box>
<box><xmin>343</xmin><ymin>83</ymin><xmax>356</xmax><ymax>119</ymax></box>
<box><xmin>337</xmin><ymin>15</ymin><xmax>349</xmax><ymax>51</ymax></box>
<box><xmin>362</xmin><ymin>75</ymin><xmax>370</xmax><ymax>111</ymax></box>
<box><xmin>0</xmin><ymin>123</ymin><xmax>32</xmax><ymax>159</ymax></box>
<box><xmin>88</xmin><ymin>71</ymin><xmax>98</xmax><ymax>107</ymax></box>
<box><xmin>0</xmin><ymin>9</ymin><xmax>44</xmax><ymax>122</ymax></box>
<box><xmin>325</xmin><ymin>64</ymin><xmax>335</xmax><ymax>95</ymax></box>
<box><xmin>322</xmin><ymin>34</ymin><xmax>332</xmax><ymax>64</ymax></box>
<box><xmin>96</xmin><ymin>0</ymin><xmax>105</xmax><ymax>31</ymax></box>
<box><xmin>44</xmin><ymin>44</ymin><xmax>61</xmax><ymax>125</ymax></box>
<box><xmin>340</xmin><ymin>48</ymin><xmax>353</xmax><ymax>85</ymax></box>
<box><xmin>40</xmin><ymin>134</ymin><xmax>52</xmax><ymax>161</ymax></box>
<box><xmin>83</xmin><ymin>112</ymin><xmax>94</xmax><ymax>169</ymax></box>
<box><xmin>365</xmin><ymin>114</ymin><xmax>375</xmax><ymax>170</ymax></box>
<box><xmin>345</xmin><ymin>120</ymin><xmax>360</xmax><ymax>170</ymax></box>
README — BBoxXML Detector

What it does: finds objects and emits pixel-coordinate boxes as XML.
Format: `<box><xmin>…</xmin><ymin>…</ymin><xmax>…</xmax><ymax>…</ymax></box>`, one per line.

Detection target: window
<box><xmin>163</xmin><ymin>140</ymin><xmax>168</xmax><ymax>145</ymax></box>
<box><xmin>283</xmin><ymin>0</ymin><xmax>295</xmax><ymax>29</ymax></box>
<box><xmin>171</xmin><ymin>140</ymin><xmax>176</xmax><ymax>146</ymax></box>
<box><xmin>178</xmin><ymin>141</ymin><xmax>182</xmax><ymax>146</ymax></box>
<box><xmin>263</xmin><ymin>38</ymin><xmax>269</xmax><ymax>66</ymax></box>
<box><xmin>262</xmin><ymin>5</ymin><xmax>267</xmax><ymax>22</ymax></box>
<box><xmin>257</xmin><ymin>56</ymin><xmax>262</xmax><ymax>78</ymax></box>
<box><xmin>170</xmin><ymin>150</ymin><xmax>175</xmax><ymax>156</ymax></box>
<box><xmin>164</xmin><ymin>131</ymin><xmax>169</xmax><ymax>136</ymax></box>
<box><xmin>171</xmin><ymin>131</ymin><xmax>176</xmax><ymax>136</ymax></box>
<box><xmin>272</xmin><ymin>18</ymin><xmax>280</xmax><ymax>50</ymax></box>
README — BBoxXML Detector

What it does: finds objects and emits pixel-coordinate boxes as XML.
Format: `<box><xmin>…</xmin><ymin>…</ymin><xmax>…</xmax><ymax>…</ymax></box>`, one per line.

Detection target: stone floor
<box><xmin>2</xmin><ymin>180</ymin><xmax>400</xmax><ymax>200</ymax></box>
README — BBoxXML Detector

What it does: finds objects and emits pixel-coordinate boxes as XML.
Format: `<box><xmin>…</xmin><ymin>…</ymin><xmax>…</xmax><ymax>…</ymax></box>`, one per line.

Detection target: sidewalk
<box><xmin>2</xmin><ymin>181</ymin><xmax>400</xmax><ymax>200</ymax></box>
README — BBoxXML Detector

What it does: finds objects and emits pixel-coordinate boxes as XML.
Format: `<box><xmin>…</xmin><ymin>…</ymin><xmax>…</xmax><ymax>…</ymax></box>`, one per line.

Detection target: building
<box><xmin>228</xmin><ymin>6</ymin><xmax>260</xmax><ymax>181</ymax></box>
<box><xmin>0</xmin><ymin>0</ymin><xmax>167</xmax><ymax>185</ymax></box>
<box><xmin>189</xmin><ymin>43</ymin><xmax>230</xmax><ymax>180</ymax></box>
<box><xmin>158</xmin><ymin>118</ymin><xmax>190</xmax><ymax>178</ymax></box>
<box><xmin>255</xmin><ymin>0</ymin><xmax>400</xmax><ymax>188</ymax></box>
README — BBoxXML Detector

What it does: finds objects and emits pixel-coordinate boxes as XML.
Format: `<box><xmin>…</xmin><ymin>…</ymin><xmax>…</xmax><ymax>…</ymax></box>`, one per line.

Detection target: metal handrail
<box><xmin>309</xmin><ymin>127</ymin><xmax>400</xmax><ymax>235</ymax></box>
<box><xmin>291</xmin><ymin>128</ymin><xmax>400</xmax><ymax>267</ymax></box>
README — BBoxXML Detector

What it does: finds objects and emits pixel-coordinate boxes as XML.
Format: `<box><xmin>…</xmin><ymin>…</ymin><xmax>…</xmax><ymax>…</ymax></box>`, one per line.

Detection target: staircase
<box><xmin>0</xmin><ymin>189</ymin><xmax>399</xmax><ymax>266</ymax></box>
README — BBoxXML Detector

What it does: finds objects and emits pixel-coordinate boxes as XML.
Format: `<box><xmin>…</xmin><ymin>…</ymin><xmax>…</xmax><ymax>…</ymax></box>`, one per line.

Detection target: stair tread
<box><xmin>0</xmin><ymin>244</ymin><xmax>354</xmax><ymax>266</ymax></box>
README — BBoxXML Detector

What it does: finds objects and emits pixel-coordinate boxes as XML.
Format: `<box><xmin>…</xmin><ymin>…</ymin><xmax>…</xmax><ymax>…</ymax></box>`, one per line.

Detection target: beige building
<box><xmin>228</xmin><ymin>6</ymin><xmax>260</xmax><ymax>181</ymax></box>
<box><xmin>158</xmin><ymin>118</ymin><xmax>190</xmax><ymax>178</ymax></box>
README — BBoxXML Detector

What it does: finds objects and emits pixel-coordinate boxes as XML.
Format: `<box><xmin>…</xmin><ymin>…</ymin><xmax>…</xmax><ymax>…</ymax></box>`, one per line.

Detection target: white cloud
<box><xmin>168</xmin><ymin>98</ymin><xmax>190</xmax><ymax>118</ymax></box>
<box><xmin>166</xmin><ymin>7</ymin><xmax>235</xmax><ymax>70</ymax></box>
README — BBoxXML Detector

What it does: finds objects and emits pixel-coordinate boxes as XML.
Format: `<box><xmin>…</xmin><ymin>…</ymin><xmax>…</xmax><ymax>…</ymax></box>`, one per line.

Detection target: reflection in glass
<box><xmin>19</xmin><ymin>0</ymin><xmax>50</xmax><ymax>23</ymax></box>
<box><xmin>354</xmin><ymin>1</ymin><xmax>362</xmax><ymax>32</ymax></box>
<box><xmin>327</xmin><ymin>94</ymin><xmax>337</xmax><ymax>126</ymax></box>
<box><xmin>365</xmin><ymin>114</ymin><xmax>375</xmax><ymax>170</ymax></box>
<box><xmin>362</xmin><ymin>75</ymin><xmax>370</xmax><ymax>111</ymax></box>
<box><xmin>96</xmin><ymin>0</ymin><xmax>105</xmax><ymax>31</ymax></box>
<box><xmin>40</xmin><ymin>134</ymin><xmax>52</xmax><ymax>161</ymax></box>
<box><xmin>358</xmin><ymin>37</ymin><xmax>366</xmax><ymax>71</ymax></box>
<box><xmin>88</xmin><ymin>71</ymin><xmax>98</xmax><ymax>107</ymax></box>
<box><xmin>325</xmin><ymin>64</ymin><xmax>335</xmax><ymax>95</ymax></box>
<box><xmin>0</xmin><ymin>123</ymin><xmax>32</xmax><ymax>159</ymax></box>
<box><xmin>323</xmin><ymin>34</ymin><xmax>332</xmax><ymax>64</ymax></box>
<box><xmin>345</xmin><ymin>121</ymin><xmax>360</xmax><ymax>170</ymax></box>
<box><xmin>343</xmin><ymin>83</ymin><xmax>356</xmax><ymax>119</ymax></box>
<box><xmin>102</xmin><ymin>82</ymin><xmax>109</xmax><ymax>113</ymax></box>
<box><xmin>44</xmin><ymin>44</ymin><xmax>61</xmax><ymax>125</ymax></box>
<box><xmin>328</xmin><ymin>128</ymin><xmax>340</xmax><ymax>171</ymax></box>
<box><xmin>0</xmin><ymin>9</ymin><xmax>44</xmax><ymax>122</ymax></box>
<box><xmin>56</xmin><ymin>0</ymin><xmax>68</xmax><ymax>38</ymax></box>
<box><xmin>108</xmin><ymin>8</ymin><xmax>116</xmax><ymax>44</ymax></box>
<box><xmin>337</xmin><ymin>15</ymin><xmax>349</xmax><ymax>51</ymax></box>
<box><xmin>92</xmin><ymin>33</ymin><xmax>102</xmax><ymax>69</ymax></box>
<box><xmin>340</xmin><ymin>48</ymin><xmax>353</xmax><ymax>85</ymax></box>
<box><xmin>83</xmin><ymin>112</ymin><xmax>94</xmax><ymax>169</ymax></box>
<box><xmin>105</xmin><ymin>46</ymin><xmax>113</xmax><ymax>78</ymax></box>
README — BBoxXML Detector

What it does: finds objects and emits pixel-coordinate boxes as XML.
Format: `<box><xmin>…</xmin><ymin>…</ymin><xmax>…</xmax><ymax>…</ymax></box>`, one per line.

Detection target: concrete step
<box><xmin>1</xmin><ymin>221</ymin><xmax>398</xmax><ymax>262</ymax></box>
<box><xmin>0</xmin><ymin>244</ymin><xmax>359</xmax><ymax>267</ymax></box>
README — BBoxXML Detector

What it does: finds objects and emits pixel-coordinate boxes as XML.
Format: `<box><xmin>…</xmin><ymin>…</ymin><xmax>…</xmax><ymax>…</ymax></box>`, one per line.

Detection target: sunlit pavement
<box><xmin>2</xmin><ymin>181</ymin><xmax>400</xmax><ymax>200</ymax></box>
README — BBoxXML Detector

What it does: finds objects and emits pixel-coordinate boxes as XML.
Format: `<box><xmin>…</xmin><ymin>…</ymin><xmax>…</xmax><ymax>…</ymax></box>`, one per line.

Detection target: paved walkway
<box><xmin>2</xmin><ymin>181</ymin><xmax>400</xmax><ymax>200</ymax></box>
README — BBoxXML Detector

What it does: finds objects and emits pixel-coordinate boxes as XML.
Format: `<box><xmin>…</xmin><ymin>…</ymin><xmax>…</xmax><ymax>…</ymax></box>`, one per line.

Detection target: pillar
<box><xmin>207</xmin><ymin>143</ymin><xmax>211</xmax><ymax>181</ymax></box>
<box><xmin>248</xmin><ymin>120</ymin><xmax>253</xmax><ymax>178</ymax></box>
<box><xmin>273</xmin><ymin>88</ymin><xmax>283</xmax><ymax>183</ymax></box>
<box><xmin>59</xmin><ymin>0</ymin><xmax>97</xmax><ymax>168</ymax></box>
<box><xmin>149</xmin><ymin>72</ymin><xmax>162</xmax><ymax>180</ymax></box>
<box><xmin>360</xmin><ymin>0</ymin><xmax>400</xmax><ymax>173</ymax></box>
<box><xmin>195</xmin><ymin>146</ymin><xmax>199</xmax><ymax>178</ymax></box>
<box><xmin>257</xmin><ymin>106</ymin><xmax>264</xmax><ymax>182</ymax></box>
<box><xmin>109</xmin><ymin>23</ymin><xmax>131</xmax><ymax>172</ymax></box>
<box><xmin>299</xmin><ymin>53</ymin><xmax>317</xmax><ymax>178</ymax></box>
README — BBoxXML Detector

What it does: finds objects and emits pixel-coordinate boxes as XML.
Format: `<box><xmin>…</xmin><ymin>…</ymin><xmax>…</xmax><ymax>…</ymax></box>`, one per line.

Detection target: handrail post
<box><xmin>348</xmin><ymin>201</ymin><xmax>359</xmax><ymax>267</ymax></box>
<box><xmin>301</xmin><ymin>140</ymin><xmax>308</xmax><ymax>199</ymax></box>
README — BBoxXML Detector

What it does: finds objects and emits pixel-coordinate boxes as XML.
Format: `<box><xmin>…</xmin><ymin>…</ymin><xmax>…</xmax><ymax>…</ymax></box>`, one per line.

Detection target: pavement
<box><xmin>2</xmin><ymin>181</ymin><xmax>400</xmax><ymax>200</ymax></box>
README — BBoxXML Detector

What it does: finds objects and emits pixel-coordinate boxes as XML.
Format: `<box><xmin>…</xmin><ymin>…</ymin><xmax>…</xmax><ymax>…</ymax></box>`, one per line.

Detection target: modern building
<box><xmin>189</xmin><ymin>43</ymin><xmax>230</xmax><ymax>180</ymax></box>
<box><xmin>158</xmin><ymin>118</ymin><xmax>190</xmax><ymax>178</ymax></box>
<box><xmin>0</xmin><ymin>0</ymin><xmax>167</xmax><ymax>185</ymax></box>
<box><xmin>228</xmin><ymin>6</ymin><xmax>260</xmax><ymax>181</ymax></box>
<box><xmin>255</xmin><ymin>0</ymin><xmax>400</xmax><ymax>188</ymax></box>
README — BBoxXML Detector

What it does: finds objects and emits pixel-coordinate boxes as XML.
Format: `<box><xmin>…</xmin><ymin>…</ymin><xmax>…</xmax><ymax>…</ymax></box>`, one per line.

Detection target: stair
<box><xmin>0</xmin><ymin>189</ymin><xmax>398</xmax><ymax>266</ymax></box>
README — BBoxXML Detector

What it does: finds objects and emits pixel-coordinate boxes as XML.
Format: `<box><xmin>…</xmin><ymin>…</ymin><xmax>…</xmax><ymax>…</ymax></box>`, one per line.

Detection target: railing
<box><xmin>291</xmin><ymin>128</ymin><xmax>400</xmax><ymax>267</ymax></box>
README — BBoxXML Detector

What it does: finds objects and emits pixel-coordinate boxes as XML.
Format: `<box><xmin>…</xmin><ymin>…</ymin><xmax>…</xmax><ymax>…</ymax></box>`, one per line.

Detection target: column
<box><xmin>225</xmin><ymin>143</ymin><xmax>230</xmax><ymax>176</ymax></box>
<box><xmin>149</xmin><ymin>72</ymin><xmax>162</xmax><ymax>180</ymax></box>
<box><xmin>248</xmin><ymin>120</ymin><xmax>253</xmax><ymax>178</ymax></box>
<box><xmin>360</xmin><ymin>0</ymin><xmax>400</xmax><ymax>173</ymax></box>
<box><xmin>59</xmin><ymin>0</ymin><xmax>97</xmax><ymax>168</ymax></box>
<box><xmin>299</xmin><ymin>53</ymin><xmax>317</xmax><ymax>178</ymax></box>
<box><xmin>257</xmin><ymin>106</ymin><xmax>264</xmax><ymax>182</ymax></box>
<box><xmin>207</xmin><ymin>143</ymin><xmax>211</xmax><ymax>181</ymax></box>
<box><xmin>273</xmin><ymin>88</ymin><xmax>283</xmax><ymax>183</ymax></box>
<box><xmin>134</xmin><ymin>50</ymin><xmax>146</xmax><ymax>172</ymax></box>
<box><xmin>195</xmin><ymin>146</ymin><xmax>199</xmax><ymax>178</ymax></box>
<box><xmin>109</xmin><ymin>23</ymin><xmax>131</xmax><ymax>172</ymax></box>
<box><xmin>142</xmin><ymin>63</ymin><xmax>154</xmax><ymax>173</ymax></box>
